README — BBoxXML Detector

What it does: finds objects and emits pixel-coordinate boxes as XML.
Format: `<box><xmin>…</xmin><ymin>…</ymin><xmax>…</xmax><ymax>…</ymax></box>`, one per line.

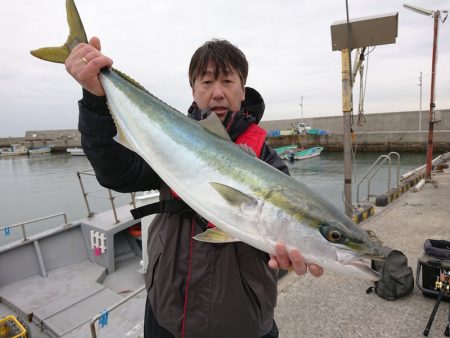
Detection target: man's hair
<box><xmin>188</xmin><ymin>39</ymin><xmax>248</xmax><ymax>88</ymax></box>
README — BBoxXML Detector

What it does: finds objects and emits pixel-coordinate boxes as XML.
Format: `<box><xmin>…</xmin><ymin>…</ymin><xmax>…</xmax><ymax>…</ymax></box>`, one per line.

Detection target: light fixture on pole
<box><xmin>403</xmin><ymin>3</ymin><xmax>448</xmax><ymax>182</ymax></box>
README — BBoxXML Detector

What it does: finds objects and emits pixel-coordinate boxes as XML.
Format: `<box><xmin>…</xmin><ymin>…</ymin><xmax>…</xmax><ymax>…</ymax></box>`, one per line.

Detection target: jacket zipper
<box><xmin>181</xmin><ymin>219</ymin><xmax>196</xmax><ymax>338</ymax></box>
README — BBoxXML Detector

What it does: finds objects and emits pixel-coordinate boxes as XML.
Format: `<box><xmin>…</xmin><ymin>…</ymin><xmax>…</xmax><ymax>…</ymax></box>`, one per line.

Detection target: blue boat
<box><xmin>273</xmin><ymin>145</ymin><xmax>298</xmax><ymax>155</ymax></box>
<box><xmin>281</xmin><ymin>146</ymin><xmax>324</xmax><ymax>161</ymax></box>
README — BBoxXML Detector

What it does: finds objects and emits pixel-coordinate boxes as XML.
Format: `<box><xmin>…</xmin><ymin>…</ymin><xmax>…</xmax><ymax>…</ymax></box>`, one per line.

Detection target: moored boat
<box><xmin>0</xmin><ymin>144</ymin><xmax>28</xmax><ymax>156</ymax></box>
<box><xmin>28</xmin><ymin>145</ymin><xmax>52</xmax><ymax>155</ymax></box>
<box><xmin>66</xmin><ymin>147</ymin><xmax>85</xmax><ymax>156</ymax></box>
<box><xmin>273</xmin><ymin>145</ymin><xmax>299</xmax><ymax>155</ymax></box>
<box><xmin>281</xmin><ymin>146</ymin><xmax>324</xmax><ymax>161</ymax></box>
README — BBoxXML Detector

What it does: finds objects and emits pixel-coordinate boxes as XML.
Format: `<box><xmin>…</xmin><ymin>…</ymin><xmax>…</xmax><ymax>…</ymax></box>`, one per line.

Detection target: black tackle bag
<box><xmin>366</xmin><ymin>246</ymin><xmax>414</xmax><ymax>300</ymax></box>
<box><xmin>416</xmin><ymin>239</ymin><xmax>450</xmax><ymax>301</ymax></box>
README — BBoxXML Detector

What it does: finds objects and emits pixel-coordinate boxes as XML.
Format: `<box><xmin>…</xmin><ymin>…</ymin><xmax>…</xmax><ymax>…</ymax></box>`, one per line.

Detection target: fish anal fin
<box><xmin>113</xmin><ymin>123</ymin><xmax>134</xmax><ymax>151</ymax></box>
<box><xmin>193</xmin><ymin>227</ymin><xmax>240</xmax><ymax>243</ymax></box>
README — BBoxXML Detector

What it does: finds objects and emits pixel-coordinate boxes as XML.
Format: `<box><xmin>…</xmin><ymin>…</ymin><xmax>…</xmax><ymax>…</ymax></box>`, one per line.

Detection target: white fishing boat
<box><xmin>0</xmin><ymin>144</ymin><xmax>28</xmax><ymax>156</ymax></box>
<box><xmin>67</xmin><ymin>147</ymin><xmax>85</xmax><ymax>156</ymax></box>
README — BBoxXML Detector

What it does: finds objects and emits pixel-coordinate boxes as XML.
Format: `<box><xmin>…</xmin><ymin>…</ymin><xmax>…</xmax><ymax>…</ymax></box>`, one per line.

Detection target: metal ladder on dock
<box><xmin>355</xmin><ymin>152</ymin><xmax>400</xmax><ymax>206</ymax></box>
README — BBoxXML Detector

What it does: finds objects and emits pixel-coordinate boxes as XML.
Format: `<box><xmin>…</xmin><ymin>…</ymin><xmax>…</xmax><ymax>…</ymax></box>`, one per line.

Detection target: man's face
<box><xmin>192</xmin><ymin>63</ymin><xmax>245</xmax><ymax>121</ymax></box>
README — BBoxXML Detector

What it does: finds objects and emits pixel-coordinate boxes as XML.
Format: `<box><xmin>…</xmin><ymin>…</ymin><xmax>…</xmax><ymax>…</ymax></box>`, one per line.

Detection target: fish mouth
<box><xmin>336</xmin><ymin>248</ymin><xmax>382</xmax><ymax>281</ymax></box>
<box><xmin>336</xmin><ymin>247</ymin><xmax>385</xmax><ymax>265</ymax></box>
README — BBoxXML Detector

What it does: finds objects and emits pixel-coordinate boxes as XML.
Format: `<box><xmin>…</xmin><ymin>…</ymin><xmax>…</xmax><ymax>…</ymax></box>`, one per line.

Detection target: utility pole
<box><xmin>426</xmin><ymin>11</ymin><xmax>439</xmax><ymax>181</ymax></box>
<box><xmin>331</xmin><ymin>12</ymin><xmax>398</xmax><ymax>217</ymax></box>
<box><xmin>299</xmin><ymin>96</ymin><xmax>304</xmax><ymax>123</ymax></box>
<box><xmin>404</xmin><ymin>3</ymin><xmax>448</xmax><ymax>181</ymax></box>
<box><xmin>418</xmin><ymin>71</ymin><xmax>422</xmax><ymax>131</ymax></box>
<box><xmin>341</xmin><ymin>48</ymin><xmax>353</xmax><ymax>217</ymax></box>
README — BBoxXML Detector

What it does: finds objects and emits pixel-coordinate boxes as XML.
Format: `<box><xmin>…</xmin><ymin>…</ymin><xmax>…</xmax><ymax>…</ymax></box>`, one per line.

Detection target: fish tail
<box><xmin>30</xmin><ymin>0</ymin><xmax>87</xmax><ymax>63</ymax></box>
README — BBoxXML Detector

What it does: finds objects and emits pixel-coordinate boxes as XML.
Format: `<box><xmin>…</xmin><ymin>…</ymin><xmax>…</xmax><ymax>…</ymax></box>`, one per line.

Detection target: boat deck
<box><xmin>0</xmin><ymin>257</ymin><xmax>145</xmax><ymax>338</ymax></box>
<box><xmin>0</xmin><ymin>206</ymin><xmax>146</xmax><ymax>337</ymax></box>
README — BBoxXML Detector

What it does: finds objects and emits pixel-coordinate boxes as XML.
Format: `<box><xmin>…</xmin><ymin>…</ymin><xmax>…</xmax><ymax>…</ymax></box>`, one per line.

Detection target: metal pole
<box><xmin>341</xmin><ymin>48</ymin><xmax>353</xmax><ymax>217</ymax></box>
<box><xmin>419</xmin><ymin>71</ymin><xmax>422</xmax><ymax>131</ymax></box>
<box><xmin>108</xmin><ymin>189</ymin><xmax>120</xmax><ymax>224</ymax></box>
<box><xmin>425</xmin><ymin>11</ymin><xmax>439</xmax><ymax>181</ymax></box>
<box><xmin>300</xmin><ymin>96</ymin><xmax>303</xmax><ymax>123</ymax></box>
<box><xmin>77</xmin><ymin>171</ymin><xmax>94</xmax><ymax>218</ymax></box>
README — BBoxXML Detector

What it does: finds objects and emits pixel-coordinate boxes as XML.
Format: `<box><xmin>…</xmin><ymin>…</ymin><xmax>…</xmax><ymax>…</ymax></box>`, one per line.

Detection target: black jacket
<box><xmin>78</xmin><ymin>87</ymin><xmax>288</xmax><ymax>338</ymax></box>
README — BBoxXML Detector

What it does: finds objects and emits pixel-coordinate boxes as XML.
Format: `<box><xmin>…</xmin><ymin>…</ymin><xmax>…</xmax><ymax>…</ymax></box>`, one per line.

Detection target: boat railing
<box><xmin>89</xmin><ymin>284</ymin><xmax>146</xmax><ymax>338</ymax></box>
<box><xmin>356</xmin><ymin>152</ymin><xmax>400</xmax><ymax>205</ymax></box>
<box><xmin>77</xmin><ymin>169</ymin><xmax>136</xmax><ymax>224</ymax></box>
<box><xmin>0</xmin><ymin>212</ymin><xmax>69</xmax><ymax>242</ymax></box>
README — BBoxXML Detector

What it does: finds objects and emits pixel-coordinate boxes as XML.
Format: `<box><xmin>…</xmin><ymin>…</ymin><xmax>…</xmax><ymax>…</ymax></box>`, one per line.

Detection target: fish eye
<box><xmin>319</xmin><ymin>224</ymin><xmax>345</xmax><ymax>244</ymax></box>
<box><xmin>328</xmin><ymin>230</ymin><xmax>341</xmax><ymax>242</ymax></box>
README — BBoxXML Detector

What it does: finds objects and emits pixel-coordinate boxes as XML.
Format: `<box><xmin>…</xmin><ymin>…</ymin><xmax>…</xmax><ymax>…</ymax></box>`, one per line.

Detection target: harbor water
<box><xmin>0</xmin><ymin>151</ymin><xmax>427</xmax><ymax>245</ymax></box>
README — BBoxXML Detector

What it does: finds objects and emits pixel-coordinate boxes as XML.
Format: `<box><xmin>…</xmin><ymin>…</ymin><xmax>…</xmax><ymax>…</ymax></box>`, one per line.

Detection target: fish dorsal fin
<box><xmin>193</xmin><ymin>227</ymin><xmax>240</xmax><ymax>243</ymax></box>
<box><xmin>197</xmin><ymin>113</ymin><xmax>256</xmax><ymax>157</ymax></box>
<box><xmin>238</xmin><ymin>144</ymin><xmax>257</xmax><ymax>157</ymax></box>
<box><xmin>210</xmin><ymin>182</ymin><xmax>257</xmax><ymax>208</ymax></box>
<box><xmin>112</xmin><ymin>67</ymin><xmax>150</xmax><ymax>94</ymax></box>
<box><xmin>198</xmin><ymin>113</ymin><xmax>231</xmax><ymax>141</ymax></box>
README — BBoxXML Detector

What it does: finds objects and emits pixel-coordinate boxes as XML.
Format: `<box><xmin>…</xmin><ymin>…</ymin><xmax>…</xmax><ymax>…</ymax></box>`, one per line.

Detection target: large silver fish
<box><xmin>31</xmin><ymin>0</ymin><xmax>384</xmax><ymax>281</ymax></box>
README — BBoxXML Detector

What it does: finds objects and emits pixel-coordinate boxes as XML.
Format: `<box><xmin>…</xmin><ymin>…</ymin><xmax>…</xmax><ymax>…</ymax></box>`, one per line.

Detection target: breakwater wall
<box><xmin>261</xmin><ymin>109</ymin><xmax>450</xmax><ymax>152</ymax></box>
<box><xmin>266</xmin><ymin>130</ymin><xmax>450</xmax><ymax>152</ymax></box>
<box><xmin>0</xmin><ymin>129</ymin><xmax>81</xmax><ymax>152</ymax></box>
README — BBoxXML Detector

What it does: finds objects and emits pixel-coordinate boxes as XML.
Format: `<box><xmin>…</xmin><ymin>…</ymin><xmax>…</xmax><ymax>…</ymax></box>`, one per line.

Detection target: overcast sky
<box><xmin>0</xmin><ymin>0</ymin><xmax>449</xmax><ymax>137</ymax></box>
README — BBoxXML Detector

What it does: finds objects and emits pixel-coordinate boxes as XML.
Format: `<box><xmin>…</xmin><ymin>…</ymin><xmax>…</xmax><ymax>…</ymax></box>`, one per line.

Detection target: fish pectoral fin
<box><xmin>198</xmin><ymin>113</ymin><xmax>231</xmax><ymax>141</ymax></box>
<box><xmin>193</xmin><ymin>227</ymin><xmax>240</xmax><ymax>243</ymax></box>
<box><xmin>210</xmin><ymin>182</ymin><xmax>257</xmax><ymax>208</ymax></box>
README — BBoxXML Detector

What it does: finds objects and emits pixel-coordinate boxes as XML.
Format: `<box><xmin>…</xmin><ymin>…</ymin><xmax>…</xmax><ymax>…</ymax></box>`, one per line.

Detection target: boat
<box><xmin>273</xmin><ymin>145</ymin><xmax>299</xmax><ymax>155</ymax></box>
<box><xmin>28</xmin><ymin>145</ymin><xmax>52</xmax><ymax>155</ymax></box>
<box><xmin>281</xmin><ymin>146</ymin><xmax>324</xmax><ymax>161</ymax></box>
<box><xmin>67</xmin><ymin>147</ymin><xmax>85</xmax><ymax>156</ymax></box>
<box><xmin>0</xmin><ymin>144</ymin><xmax>28</xmax><ymax>156</ymax></box>
<box><xmin>0</xmin><ymin>169</ymin><xmax>159</xmax><ymax>337</ymax></box>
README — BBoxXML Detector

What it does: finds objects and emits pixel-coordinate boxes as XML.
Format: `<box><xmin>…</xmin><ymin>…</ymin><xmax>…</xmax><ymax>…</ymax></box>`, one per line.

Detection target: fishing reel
<box><xmin>434</xmin><ymin>269</ymin><xmax>450</xmax><ymax>294</ymax></box>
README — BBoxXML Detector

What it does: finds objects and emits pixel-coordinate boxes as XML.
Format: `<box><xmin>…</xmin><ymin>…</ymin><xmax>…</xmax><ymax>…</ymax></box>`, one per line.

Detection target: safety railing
<box><xmin>356</xmin><ymin>152</ymin><xmax>400</xmax><ymax>205</ymax></box>
<box><xmin>90</xmin><ymin>285</ymin><xmax>146</xmax><ymax>338</ymax></box>
<box><xmin>0</xmin><ymin>212</ymin><xmax>69</xmax><ymax>242</ymax></box>
<box><xmin>77</xmin><ymin>169</ymin><xmax>136</xmax><ymax>224</ymax></box>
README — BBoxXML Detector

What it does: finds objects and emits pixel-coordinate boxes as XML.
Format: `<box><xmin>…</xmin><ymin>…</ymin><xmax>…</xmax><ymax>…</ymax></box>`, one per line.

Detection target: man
<box><xmin>65</xmin><ymin>37</ymin><xmax>323</xmax><ymax>338</ymax></box>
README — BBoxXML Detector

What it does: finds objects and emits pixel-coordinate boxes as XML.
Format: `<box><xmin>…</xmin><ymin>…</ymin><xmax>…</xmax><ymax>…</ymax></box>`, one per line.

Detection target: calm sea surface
<box><xmin>0</xmin><ymin>151</ymin><xmax>427</xmax><ymax>245</ymax></box>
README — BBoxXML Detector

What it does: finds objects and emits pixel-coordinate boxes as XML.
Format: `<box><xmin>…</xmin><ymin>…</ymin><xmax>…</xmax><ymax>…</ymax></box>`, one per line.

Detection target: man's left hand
<box><xmin>268</xmin><ymin>242</ymin><xmax>324</xmax><ymax>277</ymax></box>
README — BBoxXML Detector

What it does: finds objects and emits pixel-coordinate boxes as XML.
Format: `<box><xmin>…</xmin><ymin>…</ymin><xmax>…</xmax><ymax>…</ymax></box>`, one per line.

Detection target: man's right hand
<box><xmin>65</xmin><ymin>36</ymin><xmax>113</xmax><ymax>97</ymax></box>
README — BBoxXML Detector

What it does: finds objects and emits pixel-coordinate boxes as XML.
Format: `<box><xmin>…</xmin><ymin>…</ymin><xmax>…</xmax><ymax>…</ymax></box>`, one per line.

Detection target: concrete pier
<box><xmin>275</xmin><ymin>166</ymin><xmax>450</xmax><ymax>338</ymax></box>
